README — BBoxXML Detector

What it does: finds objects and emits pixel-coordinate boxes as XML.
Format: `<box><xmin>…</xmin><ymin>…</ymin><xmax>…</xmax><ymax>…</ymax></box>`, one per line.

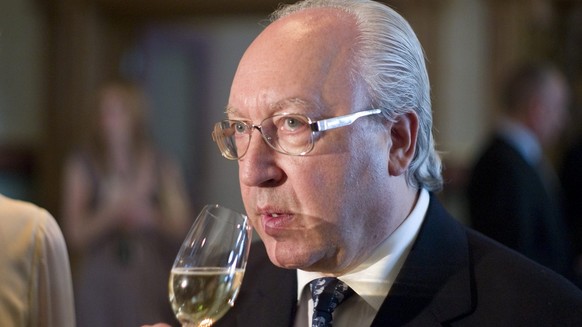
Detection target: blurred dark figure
<box><xmin>61</xmin><ymin>80</ymin><xmax>191</xmax><ymax>326</ymax></box>
<box><xmin>467</xmin><ymin>62</ymin><xmax>573</xmax><ymax>278</ymax></box>
<box><xmin>561</xmin><ymin>139</ymin><xmax>582</xmax><ymax>287</ymax></box>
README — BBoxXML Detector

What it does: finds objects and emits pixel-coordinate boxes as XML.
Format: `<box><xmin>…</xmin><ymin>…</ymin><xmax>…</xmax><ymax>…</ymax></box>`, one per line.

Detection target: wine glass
<box><xmin>169</xmin><ymin>204</ymin><xmax>252</xmax><ymax>327</ymax></box>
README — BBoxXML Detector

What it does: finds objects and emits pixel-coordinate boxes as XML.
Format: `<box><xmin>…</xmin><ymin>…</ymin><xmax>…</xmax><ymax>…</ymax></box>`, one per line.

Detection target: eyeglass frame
<box><xmin>211</xmin><ymin>108</ymin><xmax>382</xmax><ymax>160</ymax></box>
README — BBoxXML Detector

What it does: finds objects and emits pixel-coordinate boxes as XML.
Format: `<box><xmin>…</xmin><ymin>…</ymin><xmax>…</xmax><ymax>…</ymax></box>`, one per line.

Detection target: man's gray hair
<box><xmin>271</xmin><ymin>0</ymin><xmax>443</xmax><ymax>191</ymax></box>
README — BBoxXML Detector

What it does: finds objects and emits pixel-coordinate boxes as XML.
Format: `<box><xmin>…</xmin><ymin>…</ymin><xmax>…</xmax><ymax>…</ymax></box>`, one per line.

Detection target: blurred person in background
<box><xmin>61</xmin><ymin>80</ymin><xmax>191</xmax><ymax>326</ymax></box>
<box><xmin>467</xmin><ymin>62</ymin><xmax>573</xmax><ymax>279</ymax></box>
<box><xmin>0</xmin><ymin>193</ymin><xmax>75</xmax><ymax>326</ymax></box>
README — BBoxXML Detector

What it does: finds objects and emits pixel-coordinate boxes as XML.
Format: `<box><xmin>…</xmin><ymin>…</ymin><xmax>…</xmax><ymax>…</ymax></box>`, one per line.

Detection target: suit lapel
<box><xmin>235</xmin><ymin>271</ymin><xmax>297</xmax><ymax>327</ymax></box>
<box><xmin>371</xmin><ymin>195</ymin><xmax>474</xmax><ymax>326</ymax></box>
<box><xmin>219</xmin><ymin>241</ymin><xmax>297</xmax><ymax>327</ymax></box>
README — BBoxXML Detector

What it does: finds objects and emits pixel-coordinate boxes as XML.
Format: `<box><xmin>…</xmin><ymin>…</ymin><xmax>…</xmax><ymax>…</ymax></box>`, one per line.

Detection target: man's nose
<box><xmin>238</xmin><ymin>129</ymin><xmax>284</xmax><ymax>187</ymax></box>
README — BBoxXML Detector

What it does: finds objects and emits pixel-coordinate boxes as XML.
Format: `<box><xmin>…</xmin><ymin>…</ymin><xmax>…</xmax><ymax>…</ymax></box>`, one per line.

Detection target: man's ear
<box><xmin>388</xmin><ymin>111</ymin><xmax>418</xmax><ymax>176</ymax></box>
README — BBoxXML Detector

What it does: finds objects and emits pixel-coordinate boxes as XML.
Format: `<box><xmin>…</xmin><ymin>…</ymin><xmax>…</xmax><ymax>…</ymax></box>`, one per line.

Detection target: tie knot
<box><xmin>309</xmin><ymin>278</ymin><xmax>354</xmax><ymax>327</ymax></box>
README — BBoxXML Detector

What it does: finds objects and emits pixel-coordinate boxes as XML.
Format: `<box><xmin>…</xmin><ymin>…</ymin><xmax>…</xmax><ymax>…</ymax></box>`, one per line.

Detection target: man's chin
<box><xmin>264</xmin><ymin>240</ymin><xmax>319</xmax><ymax>270</ymax></box>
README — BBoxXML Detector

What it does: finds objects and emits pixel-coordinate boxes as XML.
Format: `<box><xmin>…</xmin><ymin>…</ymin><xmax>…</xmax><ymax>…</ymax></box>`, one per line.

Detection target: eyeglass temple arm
<box><xmin>311</xmin><ymin>108</ymin><xmax>382</xmax><ymax>132</ymax></box>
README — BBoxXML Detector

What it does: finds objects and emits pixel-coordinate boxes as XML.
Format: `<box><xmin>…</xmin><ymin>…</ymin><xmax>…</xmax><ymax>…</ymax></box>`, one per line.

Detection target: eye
<box><xmin>232</xmin><ymin>121</ymin><xmax>248</xmax><ymax>134</ymax></box>
<box><xmin>280</xmin><ymin>116</ymin><xmax>307</xmax><ymax>132</ymax></box>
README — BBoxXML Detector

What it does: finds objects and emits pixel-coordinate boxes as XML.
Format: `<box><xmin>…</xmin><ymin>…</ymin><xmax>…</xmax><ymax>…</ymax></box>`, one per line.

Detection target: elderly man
<box><xmin>145</xmin><ymin>0</ymin><xmax>582</xmax><ymax>326</ymax></box>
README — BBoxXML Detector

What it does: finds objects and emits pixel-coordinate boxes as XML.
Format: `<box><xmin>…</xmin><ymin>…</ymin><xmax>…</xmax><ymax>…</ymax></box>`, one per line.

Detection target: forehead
<box><xmin>227</xmin><ymin>8</ymin><xmax>363</xmax><ymax>119</ymax></box>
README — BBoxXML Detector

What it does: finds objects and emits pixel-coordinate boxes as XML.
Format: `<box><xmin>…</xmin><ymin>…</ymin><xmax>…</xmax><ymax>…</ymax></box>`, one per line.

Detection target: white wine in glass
<box><xmin>169</xmin><ymin>204</ymin><xmax>252</xmax><ymax>327</ymax></box>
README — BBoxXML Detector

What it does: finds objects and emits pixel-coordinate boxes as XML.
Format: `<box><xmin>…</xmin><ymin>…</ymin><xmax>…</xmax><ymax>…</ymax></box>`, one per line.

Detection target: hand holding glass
<box><xmin>169</xmin><ymin>204</ymin><xmax>252</xmax><ymax>327</ymax></box>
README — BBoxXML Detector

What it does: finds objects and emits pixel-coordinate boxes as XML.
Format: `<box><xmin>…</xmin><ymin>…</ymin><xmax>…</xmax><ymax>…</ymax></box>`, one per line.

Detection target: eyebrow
<box><xmin>225</xmin><ymin>97</ymin><xmax>315</xmax><ymax>117</ymax></box>
<box><xmin>277</xmin><ymin>97</ymin><xmax>310</xmax><ymax>109</ymax></box>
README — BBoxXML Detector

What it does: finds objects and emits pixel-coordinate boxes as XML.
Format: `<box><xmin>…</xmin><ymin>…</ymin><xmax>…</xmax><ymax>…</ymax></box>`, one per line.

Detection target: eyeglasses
<box><xmin>211</xmin><ymin>108</ymin><xmax>382</xmax><ymax>160</ymax></box>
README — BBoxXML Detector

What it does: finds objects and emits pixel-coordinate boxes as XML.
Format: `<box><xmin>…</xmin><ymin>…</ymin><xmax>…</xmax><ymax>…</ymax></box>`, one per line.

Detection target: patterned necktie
<box><xmin>309</xmin><ymin>277</ymin><xmax>354</xmax><ymax>327</ymax></box>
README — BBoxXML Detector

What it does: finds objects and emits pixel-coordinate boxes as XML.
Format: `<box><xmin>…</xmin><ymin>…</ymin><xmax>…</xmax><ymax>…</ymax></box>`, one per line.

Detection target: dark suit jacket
<box><xmin>215</xmin><ymin>194</ymin><xmax>582</xmax><ymax>326</ymax></box>
<box><xmin>467</xmin><ymin>136</ymin><xmax>571</xmax><ymax>275</ymax></box>
<box><xmin>561</xmin><ymin>141</ymin><xmax>582</xmax><ymax>256</ymax></box>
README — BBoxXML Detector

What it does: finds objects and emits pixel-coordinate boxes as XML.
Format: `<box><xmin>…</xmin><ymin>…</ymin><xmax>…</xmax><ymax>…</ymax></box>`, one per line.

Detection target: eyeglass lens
<box><xmin>213</xmin><ymin>114</ymin><xmax>315</xmax><ymax>159</ymax></box>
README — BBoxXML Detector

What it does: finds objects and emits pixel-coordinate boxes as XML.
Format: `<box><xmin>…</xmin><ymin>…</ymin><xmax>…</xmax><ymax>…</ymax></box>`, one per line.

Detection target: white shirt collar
<box><xmin>296</xmin><ymin>189</ymin><xmax>430</xmax><ymax>310</ymax></box>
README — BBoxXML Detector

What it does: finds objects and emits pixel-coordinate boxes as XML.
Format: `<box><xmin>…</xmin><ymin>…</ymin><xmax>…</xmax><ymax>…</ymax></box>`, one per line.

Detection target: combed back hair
<box><xmin>270</xmin><ymin>0</ymin><xmax>443</xmax><ymax>191</ymax></box>
<box><xmin>501</xmin><ymin>62</ymin><xmax>560</xmax><ymax>115</ymax></box>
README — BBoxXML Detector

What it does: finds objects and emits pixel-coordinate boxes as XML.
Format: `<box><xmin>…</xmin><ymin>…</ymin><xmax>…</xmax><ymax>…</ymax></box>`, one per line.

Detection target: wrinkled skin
<box><xmin>228</xmin><ymin>8</ymin><xmax>418</xmax><ymax>275</ymax></box>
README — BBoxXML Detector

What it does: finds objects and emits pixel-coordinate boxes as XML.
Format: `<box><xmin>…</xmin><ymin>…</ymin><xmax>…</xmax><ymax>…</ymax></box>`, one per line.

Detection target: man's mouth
<box><xmin>260</xmin><ymin>211</ymin><xmax>294</xmax><ymax>235</ymax></box>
